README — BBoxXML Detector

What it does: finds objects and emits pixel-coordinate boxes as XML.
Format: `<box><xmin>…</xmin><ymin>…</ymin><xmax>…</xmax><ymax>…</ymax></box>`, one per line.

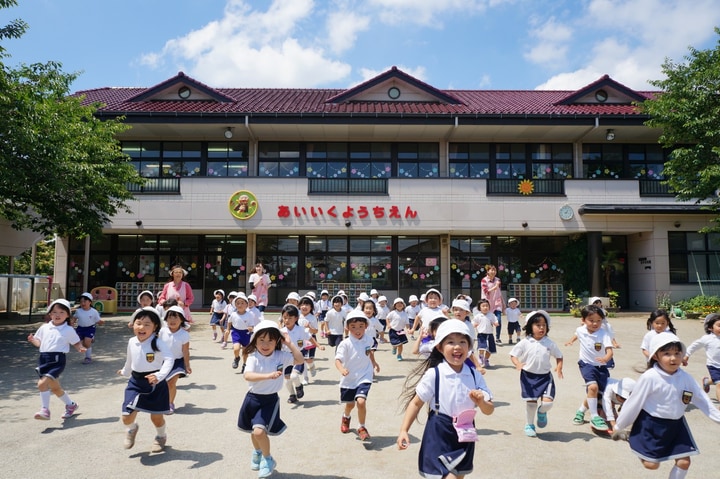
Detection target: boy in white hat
<box><xmin>505</xmin><ymin>297</ymin><xmax>522</xmax><ymax>345</ymax></box>
<box><xmin>73</xmin><ymin>292</ymin><xmax>104</xmax><ymax>364</ymax></box>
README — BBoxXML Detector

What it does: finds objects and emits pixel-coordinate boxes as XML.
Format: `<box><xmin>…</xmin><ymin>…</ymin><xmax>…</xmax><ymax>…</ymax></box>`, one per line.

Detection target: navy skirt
<box><xmin>122</xmin><ymin>371</ymin><xmax>170</xmax><ymax>415</ymax></box>
<box><xmin>238</xmin><ymin>392</ymin><xmax>286</xmax><ymax>435</ymax></box>
<box><xmin>166</xmin><ymin>357</ymin><xmax>187</xmax><ymax>380</ymax></box>
<box><xmin>419</xmin><ymin>411</ymin><xmax>474</xmax><ymax>479</ymax></box>
<box><xmin>520</xmin><ymin>370</ymin><xmax>556</xmax><ymax>401</ymax></box>
<box><xmin>389</xmin><ymin>329</ymin><xmax>408</xmax><ymax>346</ymax></box>
<box><xmin>628</xmin><ymin>409</ymin><xmax>698</xmax><ymax>462</ymax></box>
<box><xmin>36</xmin><ymin>352</ymin><xmax>66</xmax><ymax>379</ymax></box>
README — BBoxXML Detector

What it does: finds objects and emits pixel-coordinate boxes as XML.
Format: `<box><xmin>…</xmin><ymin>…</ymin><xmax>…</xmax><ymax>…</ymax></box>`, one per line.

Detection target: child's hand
<box><xmin>469</xmin><ymin>389</ymin><xmax>486</xmax><ymax>404</ymax></box>
<box><xmin>282</xmin><ymin>332</ymin><xmax>292</xmax><ymax>346</ymax></box>
<box><xmin>340</xmin><ymin>367</ymin><xmax>349</xmax><ymax>376</ymax></box>
<box><xmin>27</xmin><ymin>333</ymin><xmax>34</xmax><ymax>342</ymax></box>
<box><xmin>186</xmin><ymin>366</ymin><xmax>192</xmax><ymax>375</ymax></box>
<box><xmin>397</xmin><ymin>433</ymin><xmax>410</xmax><ymax>450</ymax></box>
<box><xmin>319</xmin><ymin>345</ymin><xmax>326</xmax><ymax>351</ymax></box>
<box><xmin>514</xmin><ymin>362</ymin><xmax>523</xmax><ymax>371</ymax></box>
<box><xmin>373</xmin><ymin>363</ymin><xmax>381</xmax><ymax>373</ymax></box>
<box><xmin>116</xmin><ymin>369</ymin><xmax>123</xmax><ymax>375</ymax></box>
<box><xmin>269</xmin><ymin>370</ymin><xmax>282</xmax><ymax>379</ymax></box>
<box><xmin>145</xmin><ymin>373</ymin><xmax>159</xmax><ymax>385</ymax></box>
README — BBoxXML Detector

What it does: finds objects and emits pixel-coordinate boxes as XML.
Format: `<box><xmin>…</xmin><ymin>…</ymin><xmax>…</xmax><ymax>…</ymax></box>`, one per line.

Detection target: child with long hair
<box><xmin>684</xmin><ymin>313</ymin><xmax>720</xmax><ymax>402</ymax></box>
<box><xmin>397</xmin><ymin>319</ymin><xmax>494</xmax><ymax>479</ymax></box>
<box><xmin>387</xmin><ymin>297</ymin><xmax>410</xmax><ymax>360</ymax></box>
<box><xmin>509</xmin><ymin>310</ymin><xmax>563</xmax><ymax>437</ymax></box>
<box><xmin>642</xmin><ymin>309</ymin><xmax>677</xmax><ymax>359</ymax></box>
<box><xmin>27</xmin><ymin>299</ymin><xmax>86</xmax><ymax>420</ymax></box>
<box><xmin>117</xmin><ymin>307</ymin><xmax>174</xmax><ymax>452</ymax></box>
<box><xmin>238</xmin><ymin>320</ymin><xmax>304</xmax><ymax>477</ymax></box>
<box><xmin>159</xmin><ymin>305</ymin><xmax>191</xmax><ymax>414</ymax></box>
<box><xmin>614</xmin><ymin>332</ymin><xmax>720</xmax><ymax>479</ymax></box>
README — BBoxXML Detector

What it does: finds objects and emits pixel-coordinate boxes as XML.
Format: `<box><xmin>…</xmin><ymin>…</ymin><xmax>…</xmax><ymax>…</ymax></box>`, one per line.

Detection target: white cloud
<box><xmin>357</xmin><ymin>64</ymin><xmax>427</xmax><ymax>85</ymax></box>
<box><xmin>326</xmin><ymin>10</ymin><xmax>371</xmax><ymax>54</ymax></box>
<box><xmin>139</xmin><ymin>0</ymin><xmax>352</xmax><ymax>87</ymax></box>
<box><xmin>367</xmin><ymin>0</ymin><xmax>494</xmax><ymax>26</ymax></box>
<box><xmin>523</xmin><ymin>16</ymin><xmax>572</xmax><ymax>66</ymax></box>
<box><xmin>535</xmin><ymin>0</ymin><xmax>720</xmax><ymax>90</ymax></box>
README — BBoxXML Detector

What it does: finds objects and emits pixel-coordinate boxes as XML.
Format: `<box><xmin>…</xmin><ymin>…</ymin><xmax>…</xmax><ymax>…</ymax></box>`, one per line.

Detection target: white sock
<box><xmin>525</xmin><ymin>402</ymin><xmax>536</xmax><ymax>425</ymax></box>
<box><xmin>285</xmin><ymin>378</ymin><xmax>295</xmax><ymax>395</ymax></box>
<box><xmin>85</xmin><ymin>347</ymin><xmax>92</xmax><ymax>358</ymax></box>
<box><xmin>290</xmin><ymin>371</ymin><xmax>302</xmax><ymax>387</ymax></box>
<box><xmin>538</xmin><ymin>401</ymin><xmax>554</xmax><ymax>413</ymax></box>
<box><xmin>40</xmin><ymin>390</ymin><xmax>51</xmax><ymax>409</ymax></box>
<box><xmin>59</xmin><ymin>393</ymin><xmax>73</xmax><ymax>406</ymax></box>
<box><xmin>156</xmin><ymin>424</ymin><xmax>166</xmax><ymax>437</ymax></box>
<box><xmin>668</xmin><ymin>465</ymin><xmax>688</xmax><ymax>479</ymax></box>
<box><xmin>587</xmin><ymin>398</ymin><xmax>599</xmax><ymax>417</ymax></box>
<box><xmin>127</xmin><ymin>422</ymin><xmax>138</xmax><ymax>432</ymax></box>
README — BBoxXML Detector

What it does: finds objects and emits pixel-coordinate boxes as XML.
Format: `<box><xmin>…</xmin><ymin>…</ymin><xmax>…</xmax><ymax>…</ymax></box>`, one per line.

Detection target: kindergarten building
<box><xmin>56</xmin><ymin>67</ymin><xmax>716</xmax><ymax>311</ymax></box>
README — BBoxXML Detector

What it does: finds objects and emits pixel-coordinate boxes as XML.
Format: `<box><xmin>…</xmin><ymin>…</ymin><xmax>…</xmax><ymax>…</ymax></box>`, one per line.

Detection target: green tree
<box><xmin>0</xmin><ymin>236</ymin><xmax>55</xmax><ymax>275</ymax></box>
<box><xmin>0</xmin><ymin>0</ymin><xmax>140</xmax><ymax>239</ymax></box>
<box><xmin>641</xmin><ymin>28</ymin><xmax>720</xmax><ymax>230</ymax></box>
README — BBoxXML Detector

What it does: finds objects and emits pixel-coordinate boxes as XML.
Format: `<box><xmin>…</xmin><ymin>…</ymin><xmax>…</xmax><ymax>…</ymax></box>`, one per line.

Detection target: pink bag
<box><xmin>453</xmin><ymin>409</ymin><xmax>478</xmax><ymax>442</ymax></box>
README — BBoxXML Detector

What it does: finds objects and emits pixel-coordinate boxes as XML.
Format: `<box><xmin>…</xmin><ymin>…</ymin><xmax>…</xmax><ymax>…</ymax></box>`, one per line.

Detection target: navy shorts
<box><xmin>578</xmin><ymin>360</ymin><xmax>610</xmax><ymax>392</ymax></box>
<box><xmin>210</xmin><ymin>312</ymin><xmax>224</xmax><ymax>325</ymax></box>
<box><xmin>36</xmin><ymin>352</ymin><xmax>66</xmax><ymax>379</ymax></box>
<box><xmin>506</xmin><ymin>322</ymin><xmax>521</xmax><ymax>334</ymax></box>
<box><xmin>76</xmin><ymin>325</ymin><xmax>96</xmax><ymax>340</ymax></box>
<box><xmin>327</xmin><ymin>334</ymin><xmax>344</xmax><ymax>348</ymax></box>
<box><xmin>302</xmin><ymin>347</ymin><xmax>317</xmax><ymax>359</ymax></box>
<box><xmin>340</xmin><ymin>382</ymin><xmax>372</xmax><ymax>403</ymax></box>
<box><xmin>231</xmin><ymin>328</ymin><xmax>251</xmax><ymax>346</ymax></box>
<box><xmin>237</xmin><ymin>392</ymin><xmax>286</xmax><ymax>435</ymax></box>
<box><xmin>477</xmin><ymin>334</ymin><xmax>497</xmax><ymax>354</ymax></box>
<box><xmin>707</xmin><ymin>364</ymin><xmax>720</xmax><ymax>383</ymax></box>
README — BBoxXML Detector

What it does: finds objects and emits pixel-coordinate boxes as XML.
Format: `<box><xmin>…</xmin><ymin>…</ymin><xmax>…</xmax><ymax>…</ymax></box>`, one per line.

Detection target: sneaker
<box><xmin>212</xmin><ymin>332</ymin><xmax>217</xmax><ymax>341</ymax></box>
<box><xmin>392</xmin><ymin>347</ymin><xmax>397</xmax><ymax>355</ymax></box>
<box><xmin>397</xmin><ymin>355</ymin><xmax>403</xmax><ymax>361</ymax></box>
<box><xmin>341</xmin><ymin>415</ymin><xmax>351</xmax><ymax>433</ymax></box>
<box><xmin>167</xmin><ymin>403</ymin><xmax>175</xmax><ymax>415</ymax></box>
<box><xmin>496</xmin><ymin>338</ymin><xmax>503</xmax><ymax>344</ymax></box>
<box><xmin>124</xmin><ymin>425</ymin><xmax>139</xmax><ymax>449</ymax></box>
<box><xmin>258</xmin><ymin>456</ymin><xmax>276</xmax><ymax>478</ymax></box>
<box><xmin>357</xmin><ymin>426</ymin><xmax>370</xmax><ymax>441</ymax></box>
<box><xmin>295</xmin><ymin>384</ymin><xmax>304</xmax><ymax>399</ymax></box>
<box><xmin>34</xmin><ymin>407</ymin><xmax>50</xmax><ymax>420</ymax></box>
<box><xmin>536</xmin><ymin>410</ymin><xmax>547</xmax><ymax>428</ymax></box>
<box><xmin>232</xmin><ymin>357</ymin><xmax>240</xmax><ymax>369</ymax></box>
<box><xmin>151</xmin><ymin>435</ymin><xmax>167</xmax><ymax>453</ymax></box>
<box><xmin>572</xmin><ymin>410</ymin><xmax>585</xmax><ymax>425</ymax></box>
<box><xmin>590</xmin><ymin>415</ymin><xmax>609</xmax><ymax>431</ymax></box>
<box><xmin>241</xmin><ymin>363</ymin><xmax>246</xmax><ymax>374</ymax></box>
<box><xmin>250</xmin><ymin>449</ymin><xmax>262</xmax><ymax>471</ymax></box>
<box><xmin>301</xmin><ymin>379</ymin><xmax>309</xmax><ymax>386</ymax></box>
<box><xmin>82</xmin><ymin>357</ymin><xmax>92</xmax><ymax>364</ymax></box>
<box><xmin>221</xmin><ymin>341</ymin><xmax>227</xmax><ymax>349</ymax></box>
<box><xmin>287</xmin><ymin>395</ymin><xmax>297</xmax><ymax>404</ymax></box>
<box><xmin>703</xmin><ymin>376</ymin><xmax>711</xmax><ymax>394</ymax></box>
<box><xmin>508</xmin><ymin>339</ymin><xmax>513</xmax><ymax>345</ymax></box>
<box><xmin>62</xmin><ymin>402</ymin><xmax>79</xmax><ymax>419</ymax></box>
<box><xmin>524</xmin><ymin>424</ymin><xmax>537</xmax><ymax>437</ymax></box>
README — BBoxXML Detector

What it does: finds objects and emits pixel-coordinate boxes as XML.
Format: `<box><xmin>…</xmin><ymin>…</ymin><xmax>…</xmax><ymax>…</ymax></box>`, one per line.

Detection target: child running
<box><xmin>279</xmin><ymin>304</ymin><xmax>321</xmax><ymax>404</ymax></box>
<box><xmin>209</xmin><ymin>289</ymin><xmax>227</xmax><ymax>342</ymax></box>
<box><xmin>473</xmin><ymin>298</ymin><xmax>498</xmax><ymax>368</ymax></box>
<box><xmin>505</xmin><ymin>297</ymin><xmax>522</xmax><ymax>344</ymax></box>
<box><xmin>239</xmin><ymin>320</ymin><xmax>304</xmax><ymax>478</ymax></box>
<box><xmin>27</xmin><ymin>299</ymin><xmax>86</xmax><ymax>420</ymax></box>
<box><xmin>325</xmin><ymin>295</ymin><xmax>347</xmax><ymax>349</ymax></box>
<box><xmin>613</xmin><ymin>332</ymin><xmax>720</xmax><ymax>479</ymax></box>
<box><xmin>220</xmin><ymin>291</ymin><xmax>237</xmax><ymax>348</ymax></box>
<box><xmin>509</xmin><ymin>310</ymin><xmax>563</xmax><ymax>437</ymax></box>
<box><xmin>641</xmin><ymin>309</ymin><xmax>677</xmax><ymax>359</ymax></box>
<box><xmin>335</xmin><ymin>310</ymin><xmax>381</xmax><ymax>441</ymax></box>
<box><xmin>73</xmin><ymin>292</ymin><xmax>104</xmax><ymax>364</ymax></box>
<box><xmin>397</xmin><ymin>319</ymin><xmax>494</xmax><ymax>479</ymax></box>
<box><xmin>683</xmin><ymin>312</ymin><xmax>720</xmax><ymax>403</ymax></box>
<box><xmin>128</xmin><ymin>290</ymin><xmax>154</xmax><ymax>329</ymax></box>
<box><xmin>387</xmin><ymin>297</ymin><xmax>410</xmax><ymax>360</ymax></box>
<box><xmin>159</xmin><ymin>305</ymin><xmax>191</xmax><ymax>414</ymax></box>
<box><xmin>565</xmin><ymin>304</ymin><xmax>614</xmax><ymax>431</ymax></box>
<box><xmin>117</xmin><ymin>307</ymin><xmax>174</xmax><ymax>452</ymax></box>
<box><xmin>227</xmin><ymin>293</ymin><xmax>255</xmax><ymax>371</ymax></box>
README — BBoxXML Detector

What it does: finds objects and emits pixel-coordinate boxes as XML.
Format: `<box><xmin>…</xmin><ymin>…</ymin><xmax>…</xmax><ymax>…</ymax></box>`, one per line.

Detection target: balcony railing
<box><xmin>308</xmin><ymin>178</ymin><xmax>388</xmax><ymax>195</ymax></box>
<box><xmin>639</xmin><ymin>180</ymin><xmax>674</xmax><ymax>197</ymax></box>
<box><xmin>486</xmin><ymin>179</ymin><xmax>565</xmax><ymax>196</ymax></box>
<box><xmin>126</xmin><ymin>177</ymin><xmax>181</xmax><ymax>194</ymax></box>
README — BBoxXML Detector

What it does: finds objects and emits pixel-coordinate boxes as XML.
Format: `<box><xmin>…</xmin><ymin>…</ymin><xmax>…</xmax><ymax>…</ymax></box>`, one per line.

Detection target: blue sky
<box><xmin>2</xmin><ymin>0</ymin><xmax>719</xmax><ymax>93</ymax></box>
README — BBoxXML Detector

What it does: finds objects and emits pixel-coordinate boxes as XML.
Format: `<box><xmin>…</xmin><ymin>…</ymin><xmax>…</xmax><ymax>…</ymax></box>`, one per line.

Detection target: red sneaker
<box><xmin>340</xmin><ymin>415</ymin><xmax>350</xmax><ymax>433</ymax></box>
<box><xmin>357</xmin><ymin>426</ymin><xmax>370</xmax><ymax>441</ymax></box>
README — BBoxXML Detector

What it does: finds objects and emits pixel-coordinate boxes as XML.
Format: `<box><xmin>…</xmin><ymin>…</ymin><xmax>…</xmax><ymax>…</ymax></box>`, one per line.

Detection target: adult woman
<box><xmin>158</xmin><ymin>265</ymin><xmax>194</xmax><ymax>323</ymax></box>
<box><xmin>248</xmin><ymin>263</ymin><xmax>271</xmax><ymax>312</ymax></box>
<box><xmin>481</xmin><ymin>264</ymin><xmax>505</xmax><ymax>344</ymax></box>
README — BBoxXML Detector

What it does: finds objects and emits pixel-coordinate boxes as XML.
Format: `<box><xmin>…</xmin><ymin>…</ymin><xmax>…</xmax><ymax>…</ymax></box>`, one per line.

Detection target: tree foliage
<box><xmin>0</xmin><ymin>0</ymin><xmax>140</xmax><ymax>239</ymax></box>
<box><xmin>641</xmin><ymin>28</ymin><xmax>720</xmax><ymax>230</ymax></box>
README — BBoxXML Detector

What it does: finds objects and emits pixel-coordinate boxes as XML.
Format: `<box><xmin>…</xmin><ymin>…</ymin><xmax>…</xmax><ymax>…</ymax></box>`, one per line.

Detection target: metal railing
<box><xmin>486</xmin><ymin>179</ymin><xmax>565</xmax><ymax>196</ymax></box>
<box><xmin>308</xmin><ymin>178</ymin><xmax>388</xmax><ymax>195</ymax></box>
<box><xmin>639</xmin><ymin>180</ymin><xmax>673</xmax><ymax>197</ymax></box>
<box><xmin>126</xmin><ymin>177</ymin><xmax>181</xmax><ymax>194</ymax></box>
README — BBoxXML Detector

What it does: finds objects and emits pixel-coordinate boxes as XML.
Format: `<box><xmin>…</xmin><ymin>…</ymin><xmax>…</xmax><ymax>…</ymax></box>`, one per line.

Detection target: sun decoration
<box><xmin>518</xmin><ymin>179</ymin><xmax>534</xmax><ymax>195</ymax></box>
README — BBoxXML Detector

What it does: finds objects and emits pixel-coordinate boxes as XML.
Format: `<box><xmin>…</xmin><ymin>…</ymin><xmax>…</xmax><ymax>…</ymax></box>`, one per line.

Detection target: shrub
<box><xmin>675</xmin><ymin>295</ymin><xmax>720</xmax><ymax>316</ymax></box>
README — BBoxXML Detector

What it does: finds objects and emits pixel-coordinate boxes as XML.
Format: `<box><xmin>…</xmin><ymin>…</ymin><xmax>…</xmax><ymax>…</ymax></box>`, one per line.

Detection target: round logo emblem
<box><xmin>229</xmin><ymin>190</ymin><xmax>258</xmax><ymax>220</ymax></box>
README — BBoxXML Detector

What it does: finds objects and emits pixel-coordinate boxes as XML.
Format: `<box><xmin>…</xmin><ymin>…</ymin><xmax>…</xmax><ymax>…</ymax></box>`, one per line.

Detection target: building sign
<box><xmin>229</xmin><ymin>190</ymin><xmax>258</xmax><ymax>220</ymax></box>
<box><xmin>277</xmin><ymin>204</ymin><xmax>418</xmax><ymax>221</ymax></box>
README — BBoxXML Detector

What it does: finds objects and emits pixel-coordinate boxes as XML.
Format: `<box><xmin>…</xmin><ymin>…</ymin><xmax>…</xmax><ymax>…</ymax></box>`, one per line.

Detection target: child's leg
<box><xmin>397</xmin><ymin>344</ymin><xmax>403</xmax><ymax>357</ymax></box>
<box><xmin>121</xmin><ymin>410</ymin><xmax>138</xmax><ymax>427</ymax></box>
<box><xmin>82</xmin><ymin>337</ymin><xmax>93</xmax><ymax>358</ymax></box>
<box><xmin>45</xmin><ymin>376</ymin><xmax>73</xmax><ymax>405</ymax></box>
<box><xmin>355</xmin><ymin>398</ymin><xmax>367</xmax><ymax>426</ymax></box>
<box><xmin>251</xmin><ymin>427</ymin><xmax>271</xmax><ymax>457</ymax></box>
<box><xmin>525</xmin><ymin>400</ymin><xmax>537</xmax><ymax>426</ymax></box>
<box><xmin>715</xmin><ymin>382</ymin><xmax>720</xmax><ymax>403</ymax></box>
<box><xmin>233</xmin><ymin>343</ymin><xmax>241</xmax><ymax>359</ymax></box>
<box><xmin>668</xmin><ymin>458</ymin><xmax>690</xmax><ymax>478</ymax></box>
<box><xmin>343</xmin><ymin>401</ymin><xmax>356</xmax><ymax>417</ymax></box>
<box><xmin>167</xmin><ymin>376</ymin><xmax>178</xmax><ymax>404</ymax></box>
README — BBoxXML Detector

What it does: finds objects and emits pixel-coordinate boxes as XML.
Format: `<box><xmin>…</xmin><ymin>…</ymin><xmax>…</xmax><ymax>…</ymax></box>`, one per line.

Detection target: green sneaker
<box><xmin>590</xmin><ymin>415</ymin><xmax>609</xmax><ymax>431</ymax></box>
<box><xmin>572</xmin><ymin>410</ymin><xmax>585</xmax><ymax>425</ymax></box>
<box><xmin>524</xmin><ymin>424</ymin><xmax>537</xmax><ymax>437</ymax></box>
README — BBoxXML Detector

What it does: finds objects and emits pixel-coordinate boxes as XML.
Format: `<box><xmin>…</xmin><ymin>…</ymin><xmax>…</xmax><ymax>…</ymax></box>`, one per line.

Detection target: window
<box><xmin>449</xmin><ymin>236</ymin><xmax>491</xmax><ymax>293</ymax></box>
<box><xmin>398</xmin><ymin>143</ymin><xmax>439</xmax><ymax>178</ymax></box>
<box><xmin>495</xmin><ymin>144</ymin><xmax>527</xmax><ymax>179</ymax></box>
<box><xmin>398</xmin><ymin>236</ymin><xmax>441</xmax><ymax>290</ymax></box>
<box><xmin>123</xmin><ymin>141</ymin><xmax>161</xmax><ymax>177</ymax></box>
<box><xmin>449</xmin><ymin>143</ymin><xmax>490</xmax><ymax>178</ymax></box>
<box><xmin>303</xmin><ymin>236</ymin><xmax>393</xmax><ymax>289</ymax></box>
<box><xmin>530</xmin><ymin>144</ymin><xmax>573</xmax><ymax>179</ymax></box>
<box><xmin>207</xmin><ymin>142</ymin><xmax>249</xmax><ymax>177</ymax></box>
<box><xmin>162</xmin><ymin>142</ymin><xmax>201</xmax><ymax>177</ymax></box>
<box><xmin>669</xmin><ymin>232</ymin><xmax>720</xmax><ymax>283</ymax></box>
<box><xmin>258</xmin><ymin>142</ymin><xmax>300</xmax><ymax>177</ymax></box>
<box><xmin>628</xmin><ymin>144</ymin><xmax>666</xmax><ymax>180</ymax></box>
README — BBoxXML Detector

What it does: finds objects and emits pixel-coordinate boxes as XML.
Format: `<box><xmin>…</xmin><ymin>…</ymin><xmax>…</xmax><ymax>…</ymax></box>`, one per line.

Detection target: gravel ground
<box><xmin>1</xmin><ymin>311</ymin><xmax>718</xmax><ymax>479</ymax></box>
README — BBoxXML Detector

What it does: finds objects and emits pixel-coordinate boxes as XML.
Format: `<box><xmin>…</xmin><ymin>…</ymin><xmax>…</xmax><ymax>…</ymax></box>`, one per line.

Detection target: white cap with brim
<box><xmin>648</xmin><ymin>332</ymin><xmax>686</xmax><ymax>361</ymax></box>
<box><xmin>80</xmin><ymin>292</ymin><xmax>93</xmax><ymax>302</ymax></box>
<box><xmin>166</xmin><ymin>305</ymin><xmax>185</xmax><ymax>317</ymax></box>
<box><xmin>234</xmin><ymin>292</ymin><xmax>249</xmax><ymax>304</ymax></box>
<box><xmin>525</xmin><ymin>310</ymin><xmax>551</xmax><ymax>327</ymax></box>
<box><xmin>434</xmin><ymin>319</ymin><xmax>474</xmax><ymax>346</ymax></box>
<box><xmin>425</xmin><ymin>288</ymin><xmax>443</xmax><ymax>302</ymax></box>
<box><xmin>251</xmin><ymin>320</ymin><xmax>281</xmax><ymax>341</ymax></box>
<box><xmin>286</xmin><ymin>292</ymin><xmax>301</xmax><ymax>302</ymax></box>
<box><xmin>589</xmin><ymin>297</ymin><xmax>603</xmax><ymax>305</ymax></box>
<box><xmin>616</xmin><ymin>378</ymin><xmax>636</xmax><ymax>398</ymax></box>
<box><xmin>345</xmin><ymin>310</ymin><xmax>368</xmax><ymax>323</ymax></box>
<box><xmin>48</xmin><ymin>298</ymin><xmax>72</xmax><ymax>313</ymax></box>
<box><xmin>378</xmin><ymin>295</ymin><xmax>387</xmax><ymax>303</ymax></box>
<box><xmin>137</xmin><ymin>290</ymin><xmax>154</xmax><ymax>304</ymax></box>
<box><xmin>408</xmin><ymin>294</ymin><xmax>419</xmax><ymax>302</ymax></box>
<box><xmin>451</xmin><ymin>298</ymin><xmax>471</xmax><ymax>312</ymax></box>
<box><xmin>213</xmin><ymin>289</ymin><xmax>225</xmax><ymax>297</ymax></box>
<box><xmin>393</xmin><ymin>297</ymin><xmax>406</xmax><ymax>306</ymax></box>
<box><xmin>508</xmin><ymin>297</ymin><xmax>519</xmax><ymax>306</ymax></box>
<box><xmin>247</xmin><ymin>294</ymin><xmax>258</xmax><ymax>303</ymax></box>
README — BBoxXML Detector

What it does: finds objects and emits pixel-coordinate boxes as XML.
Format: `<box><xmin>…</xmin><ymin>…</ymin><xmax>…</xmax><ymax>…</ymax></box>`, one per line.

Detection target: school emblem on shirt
<box><xmin>229</xmin><ymin>190</ymin><xmax>258</xmax><ymax>220</ymax></box>
<box><xmin>594</xmin><ymin>342</ymin><xmax>602</xmax><ymax>351</ymax></box>
<box><xmin>297</xmin><ymin>340</ymin><xmax>304</xmax><ymax>348</ymax></box>
<box><xmin>682</xmin><ymin>390</ymin><xmax>693</xmax><ymax>405</ymax></box>
<box><xmin>365</xmin><ymin>346</ymin><xmax>371</xmax><ymax>356</ymax></box>
<box><xmin>146</xmin><ymin>353</ymin><xmax>155</xmax><ymax>363</ymax></box>
<box><xmin>276</xmin><ymin>363</ymin><xmax>284</xmax><ymax>372</ymax></box>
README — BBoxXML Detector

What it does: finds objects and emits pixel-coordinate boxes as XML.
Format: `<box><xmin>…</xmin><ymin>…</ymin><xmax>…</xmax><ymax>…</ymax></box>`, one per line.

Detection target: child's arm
<box><xmin>597</xmin><ymin>347</ymin><xmax>613</xmax><ymax>365</ymax></box>
<box><xmin>555</xmin><ymin>357</ymin><xmax>564</xmax><ymax>379</ymax></box>
<box><xmin>470</xmin><ymin>389</ymin><xmax>494</xmax><ymax>415</ymax></box>
<box><xmin>284</xmin><ymin>332</ymin><xmax>305</xmax><ymax>365</ymax></box>
<box><xmin>564</xmin><ymin>333</ymin><xmax>577</xmax><ymax>347</ymax></box>
<box><xmin>309</xmin><ymin>335</ymin><xmax>325</xmax><ymax>351</ymax></box>
<box><xmin>335</xmin><ymin>358</ymin><xmax>348</xmax><ymax>376</ymax></box>
<box><xmin>369</xmin><ymin>350</ymin><xmax>380</xmax><ymax>373</ymax></box>
<box><xmin>182</xmin><ymin>342</ymin><xmax>192</xmax><ymax>375</ymax></box>
<box><xmin>411</xmin><ymin>330</ymin><xmax>425</xmax><ymax>355</ymax></box>
<box><xmin>510</xmin><ymin>355</ymin><xmax>523</xmax><ymax>371</ymax></box>
<box><xmin>397</xmin><ymin>394</ymin><xmax>424</xmax><ymax>449</ymax></box>
<box><xmin>27</xmin><ymin>333</ymin><xmax>40</xmax><ymax>348</ymax></box>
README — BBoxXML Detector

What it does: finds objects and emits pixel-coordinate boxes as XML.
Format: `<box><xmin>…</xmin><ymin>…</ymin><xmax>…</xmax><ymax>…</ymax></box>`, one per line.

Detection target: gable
<box><xmin>555</xmin><ymin>74</ymin><xmax>648</xmax><ymax>106</ymax></box>
<box><xmin>127</xmin><ymin>72</ymin><xmax>234</xmax><ymax>103</ymax></box>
